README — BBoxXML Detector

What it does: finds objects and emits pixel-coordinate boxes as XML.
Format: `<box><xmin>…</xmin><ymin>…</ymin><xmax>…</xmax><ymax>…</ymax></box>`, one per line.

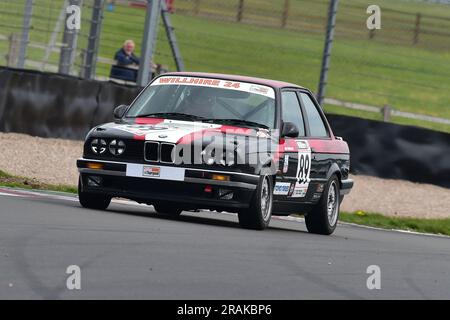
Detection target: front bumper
<box><xmin>340</xmin><ymin>178</ymin><xmax>353</xmax><ymax>196</ymax></box>
<box><xmin>77</xmin><ymin>158</ymin><xmax>259</xmax><ymax>211</ymax></box>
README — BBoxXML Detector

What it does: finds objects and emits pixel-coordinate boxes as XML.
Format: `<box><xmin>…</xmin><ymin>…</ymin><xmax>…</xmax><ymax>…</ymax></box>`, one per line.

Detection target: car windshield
<box><xmin>125</xmin><ymin>76</ymin><xmax>276</xmax><ymax>129</ymax></box>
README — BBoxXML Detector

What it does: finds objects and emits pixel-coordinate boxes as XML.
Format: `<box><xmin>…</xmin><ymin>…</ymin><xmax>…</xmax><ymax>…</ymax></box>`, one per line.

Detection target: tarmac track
<box><xmin>0</xmin><ymin>187</ymin><xmax>449</xmax><ymax>300</ymax></box>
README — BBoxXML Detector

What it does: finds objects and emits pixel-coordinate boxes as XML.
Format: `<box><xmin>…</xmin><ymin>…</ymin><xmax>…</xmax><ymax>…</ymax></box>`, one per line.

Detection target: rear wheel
<box><xmin>305</xmin><ymin>175</ymin><xmax>340</xmax><ymax>235</ymax></box>
<box><xmin>78</xmin><ymin>176</ymin><xmax>111</xmax><ymax>210</ymax></box>
<box><xmin>238</xmin><ymin>175</ymin><xmax>273</xmax><ymax>230</ymax></box>
<box><xmin>154</xmin><ymin>202</ymin><xmax>183</xmax><ymax>216</ymax></box>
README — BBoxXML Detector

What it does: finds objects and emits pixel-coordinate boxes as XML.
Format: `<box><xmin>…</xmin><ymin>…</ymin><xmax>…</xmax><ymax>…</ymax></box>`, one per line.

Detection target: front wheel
<box><xmin>238</xmin><ymin>175</ymin><xmax>273</xmax><ymax>230</ymax></box>
<box><xmin>305</xmin><ymin>175</ymin><xmax>340</xmax><ymax>235</ymax></box>
<box><xmin>78</xmin><ymin>177</ymin><xmax>111</xmax><ymax>210</ymax></box>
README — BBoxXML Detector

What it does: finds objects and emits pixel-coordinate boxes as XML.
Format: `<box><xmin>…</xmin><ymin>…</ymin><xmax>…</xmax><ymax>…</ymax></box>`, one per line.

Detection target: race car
<box><xmin>77</xmin><ymin>72</ymin><xmax>353</xmax><ymax>235</ymax></box>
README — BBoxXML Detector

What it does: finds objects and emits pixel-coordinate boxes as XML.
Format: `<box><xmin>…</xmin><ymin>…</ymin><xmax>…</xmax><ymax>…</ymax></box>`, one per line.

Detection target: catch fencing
<box><xmin>0</xmin><ymin>0</ymin><xmax>449</xmax><ymax>129</ymax></box>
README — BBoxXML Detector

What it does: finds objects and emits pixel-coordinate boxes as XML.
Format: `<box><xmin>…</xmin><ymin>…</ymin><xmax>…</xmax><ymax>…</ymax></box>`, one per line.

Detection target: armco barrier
<box><xmin>0</xmin><ymin>67</ymin><xmax>449</xmax><ymax>188</ymax></box>
<box><xmin>327</xmin><ymin>115</ymin><xmax>450</xmax><ymax>188</ymax></box>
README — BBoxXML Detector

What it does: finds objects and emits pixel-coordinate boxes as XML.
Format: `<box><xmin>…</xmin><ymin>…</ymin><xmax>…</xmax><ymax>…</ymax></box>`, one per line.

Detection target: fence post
<box><xmin>193</xmin><ymin>0</ymin><xmax>200</xmax><ymax>15</ymax></box>
<box><xmin>78</xmin><ymin>49</ymin><xmax>86</xmax><ymax>77</ymax></box>
<box><xmin>237</xmin><ymin>0</ymin><xmax>244</xmax><ymax>22</ymax></box>
<box><xmin>161</xmin><ymin>0</ymin><xmax>185</xmax><ymax>71</ymax></box>
<box><xmin>17</xmin><ymin>0</ymin><xmax>34</xmax><ymax>69</ymax></box>
<box><xmin>317</xmin><ymin>0</ymin><xmax>339</xmax><ymax>107</ymax></box>
<box><xmin>413</xmin><ymin>13</ymin><xmax>421</xmax><ymax>45</ymax></box>
<box><xmin>59</xmin><ymin>0</ymin><xmax>83</xmax><ymax>75</ymax></box>
<box><xmin>382</xmin><ymin>105</ymin><xmax>392</xmax><ymax>122</ymax></box>
<box><xmin>369</xmin><ymin>28</ymin><xmax>375</xmax><ymax>39</ymax></box>
<box><xmin>82</xmin><ymin>0</ymin><xmax>105</xmax><ymax>79</ymax></box>
<box><xmin>6</xmin><ymin>33</ymin><xmax>19</xmax><ymax>67</ymax></box>
<box><xmin>281</xmin><ymin>0</ymin><xmax>290</xmax><ymax>28</ymax></box>
<box><xmin>137</xmin><ymin>0</ymin><xmax>162</xmax><ymax>87</ymax></box>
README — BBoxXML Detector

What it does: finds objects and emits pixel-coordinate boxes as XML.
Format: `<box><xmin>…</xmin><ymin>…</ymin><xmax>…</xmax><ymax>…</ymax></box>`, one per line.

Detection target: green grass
<box><xmin>0</xmin><ymin>169</ymin><xmax>77</xmax><ymax>194</ymax></box>
<box><xmin>0</xmin><ymin>0</ymin><xmax>449</xmax><ymax>133</ymax></box>
<box><xmin>340</xmin><ymin>211</ymin><xmax>450</xmax><ymax>237</ymax></box>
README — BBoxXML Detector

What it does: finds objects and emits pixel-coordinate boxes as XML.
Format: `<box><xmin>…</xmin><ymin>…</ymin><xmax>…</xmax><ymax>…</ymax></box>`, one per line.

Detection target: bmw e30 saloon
<box><xmin>77</xmin><ymin>72</ymin><xmax>353</xmax><ymax>235</ymax></box>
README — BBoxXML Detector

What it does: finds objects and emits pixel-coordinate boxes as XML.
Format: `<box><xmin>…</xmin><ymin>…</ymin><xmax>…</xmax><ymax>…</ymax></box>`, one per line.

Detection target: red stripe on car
<box><xmin>133</xmin><ymin>134</ymin><xmax>146</xmax><ymax>141</ymax></box>
<box><xmin>308</xmin><ymin>139</ymin><xmax>349</xmax><ymax>154</ymax></box>
<box><xmin>134</xmin><ymin>118</ymin><xmax>164</xmax><ymax>125</ymax></box>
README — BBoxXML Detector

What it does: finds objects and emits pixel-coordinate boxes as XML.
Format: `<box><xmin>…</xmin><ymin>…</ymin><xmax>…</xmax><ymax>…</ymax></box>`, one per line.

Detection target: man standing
<box><xmin>114</xmin><ymin>40</ymin><xmax>140</xmax><ymax>67</ymax></box>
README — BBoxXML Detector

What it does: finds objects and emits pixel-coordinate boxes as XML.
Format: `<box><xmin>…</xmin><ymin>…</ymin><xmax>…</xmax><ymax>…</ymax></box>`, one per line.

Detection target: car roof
<box><xmin>160</xmin><ymin>72</ymin><xmax>306</xmax><ymax>90</ymax></box>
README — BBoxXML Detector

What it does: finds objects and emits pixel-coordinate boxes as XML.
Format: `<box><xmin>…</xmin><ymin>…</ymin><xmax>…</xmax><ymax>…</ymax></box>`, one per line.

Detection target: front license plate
<box><xmin>126</xmin><ymin>164</ymin><xmax>185</xmax><ymax>181</ymax></box>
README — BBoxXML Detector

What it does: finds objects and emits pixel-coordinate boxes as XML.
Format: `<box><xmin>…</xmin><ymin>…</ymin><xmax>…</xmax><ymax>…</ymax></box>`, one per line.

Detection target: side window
<box><xmin>299</xmin><ymin>93</ymin><xmax>329</xmax><ymax>137</ymax></box>
<box><xmin>281</xmin><ymin>91</ymin><xmax>305</xmax><ymax>137</ymax></box>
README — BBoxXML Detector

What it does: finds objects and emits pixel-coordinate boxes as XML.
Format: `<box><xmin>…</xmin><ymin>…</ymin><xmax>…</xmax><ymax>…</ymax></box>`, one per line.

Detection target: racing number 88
<box><xmin>297</xmin><ymin>154</ymin><xmax>310</xmax><ymax>184</ymax></box>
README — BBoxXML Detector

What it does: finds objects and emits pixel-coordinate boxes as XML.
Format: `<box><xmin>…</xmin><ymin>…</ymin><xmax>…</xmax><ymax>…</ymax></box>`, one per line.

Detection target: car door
<box><xmin>297</xmin><ymin>91</ymin><xmax>334</xmax><ymax>184</ymax></box>
<box><xmin>275</xmin><ymin>90</ymin><xmax>311</xmax><ymax>200</ymax></box>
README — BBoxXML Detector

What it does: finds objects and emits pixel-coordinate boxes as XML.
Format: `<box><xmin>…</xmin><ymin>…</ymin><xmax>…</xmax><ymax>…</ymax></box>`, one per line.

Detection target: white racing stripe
<box><xmin>111</xmin><ymin>120</ymin><xmax>221</xmax><ymax>143</ymax></box>
<box><xmin>0</xmin><ymin>192</ymin><xmax>23</xmax><ymax>197</ymax></box>
<box><xmin>144</xmin><ymin>120</ymin><xmax>220</xmax><ymax>143</ymax></box>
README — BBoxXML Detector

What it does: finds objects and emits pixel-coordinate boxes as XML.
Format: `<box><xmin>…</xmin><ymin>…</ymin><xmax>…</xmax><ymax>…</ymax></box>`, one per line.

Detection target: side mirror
<box><xmin>281</xmin><ymin>122</ymin><xmax>299</xmax><ymax>138</ymax></box>
<box><xmin>113</xmin><ymin>105</ymin><xmax>128</xmax><ymax>120</ymax></box>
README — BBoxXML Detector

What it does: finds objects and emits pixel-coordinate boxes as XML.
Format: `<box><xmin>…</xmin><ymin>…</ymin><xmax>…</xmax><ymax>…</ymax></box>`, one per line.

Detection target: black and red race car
<box><xmin>77</xmin><ymin>72</ymin><xmax>353</xmax><ymax>235</ymax></box>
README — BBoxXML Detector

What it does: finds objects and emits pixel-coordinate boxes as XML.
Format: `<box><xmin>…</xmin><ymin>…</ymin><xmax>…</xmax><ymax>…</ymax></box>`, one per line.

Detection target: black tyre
<box><xmin>154</xmin><ymin>202</ymin><xmax>183</xmax><ymax>216</ymax></box>
<box><xmin>305</xmin><ymin>175</ymin><xmax>340</xmax><ymax>235</ymax></box>
<box><xmin>78</xmin><ymin>177</ymin><xmax>111</xmax><ymax>210</ymax></box>
<box><xmin>238</xmin><ymin>175</ymin><xmax>273</xmax><ymax>230</ymax></box>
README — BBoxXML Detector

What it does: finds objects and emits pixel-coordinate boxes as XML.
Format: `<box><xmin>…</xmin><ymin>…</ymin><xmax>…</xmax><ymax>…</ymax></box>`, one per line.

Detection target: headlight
<box><xmin>109</xmin><ymin>140</ymin><xmax>126</xmax><ymax>156</ymax></box>
<box><xmin>91</xmin><ymin>139</ymin><xmax>107</xmax><ymax>154</ymax></box>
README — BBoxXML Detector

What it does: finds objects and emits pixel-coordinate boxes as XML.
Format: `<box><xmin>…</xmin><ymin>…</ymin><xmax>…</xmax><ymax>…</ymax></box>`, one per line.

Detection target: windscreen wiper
<box><xmin>203</xmin><ymin>118</ymin><xmax>269</xmax><ymax>130</ymax></box>
<box><xmin>135</xmin><ymin>112</ymin><xmax>206</xmax><ymax>121</ymax></box>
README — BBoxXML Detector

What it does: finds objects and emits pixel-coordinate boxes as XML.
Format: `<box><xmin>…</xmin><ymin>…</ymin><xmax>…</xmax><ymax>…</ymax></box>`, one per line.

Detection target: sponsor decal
<box><xmin>274</xmin><ymin>182</ymin><xmax>291</xmax><ymax>195</ymax></box>
<box><xmin>282</xmin><ymin>155</ymin><xmax>289</xmax><ymax>173</ymax></box>
<box><xmin>288</xmin><ymin>182</ymin><xmax>295</xmax><ymax>196</ymax></box>
<box><xmin>143</xmin><ymin>166</ymin><xmax>160</xmax><ymax>177</ymax></box>
<box><xmin>297</xmin><ymin>140</ymin><xmax>309</xmax><ymax>149</ymax></box>
<box><xmin>152</xmin><ymin>76</ymin><xmax>275</xmax><ymax>99</ymax></box>
<box><xmin>249</xmin><ymin>85</ymin><xmax>269</xmax><ymax>95</ymax></box>
<box><xmin>291</xmin><ymin>183</ymin><xmax>308</xmax><ymax>198</ymax></box>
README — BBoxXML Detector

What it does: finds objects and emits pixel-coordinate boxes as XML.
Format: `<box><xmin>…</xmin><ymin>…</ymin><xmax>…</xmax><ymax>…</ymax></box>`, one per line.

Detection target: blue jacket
<box><xmin>114</xmin><ymin>49</ymin><xmax>140</xmax><ymax>66</ymax></box>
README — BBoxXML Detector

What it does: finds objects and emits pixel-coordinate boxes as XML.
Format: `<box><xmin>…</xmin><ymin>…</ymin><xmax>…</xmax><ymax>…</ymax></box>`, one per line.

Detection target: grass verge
<box><xmin>0</xmin><ymin>170</ymin><xmax>77</xmax><ymax>194</ymax></box>
<box><xmin>1</xmin><ymin>169</ymin><xmax>448</xmax><ymax>236</ymax></box>
<box><xmin>340</xmin><ymin>211</ymin><xmax>450</xmax><ymax>237</ymax></box>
